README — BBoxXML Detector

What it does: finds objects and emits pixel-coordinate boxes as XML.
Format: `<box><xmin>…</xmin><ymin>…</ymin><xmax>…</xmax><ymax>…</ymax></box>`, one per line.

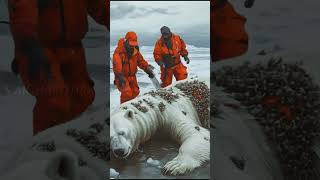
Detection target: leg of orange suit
<box><xmin>173</xmin><ymin>63</ymin><xmax>188</xmax><ymax>81</ymax></box>
<box><xmin>128</xmin><ymin>76</ymin><xmax>140</xmax><ymax>99</ymax></box>
<box><xmin>33</xmin><ymin>96</ymin><xmax>71</xmax><ymax>134</ymax></box>
<box><xmin>115</xmin><ymin>77</ymin><xmax>133</xmax><ymax>104</ymax></box>
<box><xmin>160</xmin><ymin>67</ymin><xmax>174</xmax><ymax>88</ymax></box>
<box><xmin>60</xmin><ymin>47</ymin><xmax>95</xmax><ymax>120</ymax></box>
<box><xmin>17</xmin><ymin>48</ymin><xmax>71</xmax><ymax>135</ymax></box>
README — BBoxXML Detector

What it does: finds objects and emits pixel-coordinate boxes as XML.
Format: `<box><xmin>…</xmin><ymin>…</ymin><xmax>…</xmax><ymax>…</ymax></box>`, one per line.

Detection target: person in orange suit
<box><xmin>8</xmin><ymin>0</ymin><xmax>109</xmax><ymax>135</ymax></box>
<box><xmin>153</xmin><ymin>26</ymin><xmax>190</xmax><ymax>88</ymax></box>
<box><xmin>112</xmin><ymin>31</ymin><xmax>154</xmax><ymax>104</ymax></box>
<box><xmin>211</xmin><ymin>0</ymin><xmax>250</xmax><ymax>61</ymax></box>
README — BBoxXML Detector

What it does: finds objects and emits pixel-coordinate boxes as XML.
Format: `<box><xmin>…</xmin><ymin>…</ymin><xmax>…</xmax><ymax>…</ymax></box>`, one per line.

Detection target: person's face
<box><xmin>162</xmin><ymin>32</ymin><xmax>171</xmax><ymax>40</ymax></box>
<box><xmin>124</xmin><ymin>41</ymin><xmax>134</xmax><ymax>52</ymax></box>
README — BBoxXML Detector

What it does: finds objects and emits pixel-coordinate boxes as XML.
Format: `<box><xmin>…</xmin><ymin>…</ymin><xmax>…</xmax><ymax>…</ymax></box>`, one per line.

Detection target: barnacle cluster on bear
<box><xmin>66</xmin><ymin>123</ymin><xmax>109</xmax><ymax>162</ymax></box>
<box><xmin>131</xmin><ymin>100</ymin><xmax>149</xmax><ymax>113</ymax></box>
<box><xmin>121</xmin><ymin>106</ymin><xmax>128</xmax><ymax>110</ymax></box>
<box><xmin>32</xmin><ymin>139</ymin><xmax>89</xmax><ymax>167</ymax></box>
<box><xmin>175</xmin><ymin>80</ymin><xmax>210</xmax><ymax>128</ymax></box>
<box><xmin>143</xmin><ymin>98</ymin><xmax>154</xmax><ymax>108</ymax></box>
<box><xmin>33</xmin><ymin>140</ymin><xmax>56</xmax><ymax>152</ymax></box>
<box><xmin>145</xmin><ymin>88</ymin><xmax>180</xmax><ymax>104</ymax></box>
<box><xmin>213</xmin><ymin>57</ymin><xmax>320</xmax><ymax>180</ymax></box>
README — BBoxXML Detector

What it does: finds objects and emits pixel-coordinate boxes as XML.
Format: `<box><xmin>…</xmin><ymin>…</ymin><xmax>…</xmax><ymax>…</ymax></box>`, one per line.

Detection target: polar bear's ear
<box><xmin>125</xmin><ymin>109</ymin><xmax>135</xmax><ymax>120</ymax></box>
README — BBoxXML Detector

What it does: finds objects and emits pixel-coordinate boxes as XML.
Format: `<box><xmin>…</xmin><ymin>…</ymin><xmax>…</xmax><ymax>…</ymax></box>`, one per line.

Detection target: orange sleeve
<box><xmin>137</xmin><ymin>52</ymin><xmax>149</xmax><ymax>71</ymax></box>
<box><xmin>153</xmin><ymin>40</ymin><xmax>162</xmax><ymax>63</ymax></box>
<box><xmin>87</xmin><ymin>0</ymin><xmax>109</xmax><ymax>29</ymax></box>
<box><xmin>179</xmin><ymin>37</ymin><xmax>188</xmax><ymax>57</ymax></box>
<box><xmin>112</xmin><ymin>47</ymin><xmax>123</xmax><ymax>75</ymax></box>
<box><xmin>8</xmin><ymin>0</ymin><xmax>39</xmax><ymax>41</ymax></box>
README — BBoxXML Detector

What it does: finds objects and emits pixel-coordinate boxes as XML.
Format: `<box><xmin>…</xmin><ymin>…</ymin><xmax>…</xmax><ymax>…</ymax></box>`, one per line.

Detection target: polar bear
<box><xmin>110</xmin><ymin>79</ymin><xmax>210</xmax><ymax>175</ymax></box>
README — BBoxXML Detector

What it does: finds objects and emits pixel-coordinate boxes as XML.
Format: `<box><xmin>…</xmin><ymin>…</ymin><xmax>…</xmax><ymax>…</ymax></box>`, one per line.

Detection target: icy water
<box><xmin>109</xmin><ymin>136</ymin><xmax>210</xmax><ymax>179</ymax></box>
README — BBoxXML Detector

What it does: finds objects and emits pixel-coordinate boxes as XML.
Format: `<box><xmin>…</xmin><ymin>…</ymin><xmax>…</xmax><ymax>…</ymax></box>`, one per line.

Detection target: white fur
<box><xmin>110</xmin><ymin>79</ymin><xmax>210</xmax><ymax>175</ymax></box>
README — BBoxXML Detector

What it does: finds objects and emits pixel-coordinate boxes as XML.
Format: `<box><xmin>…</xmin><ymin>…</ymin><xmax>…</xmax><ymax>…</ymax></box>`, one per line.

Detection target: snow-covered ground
<box><xmin>212</xmin><ymin>0</ymin><xmax>320</xmax><ymax>180</ymax></box>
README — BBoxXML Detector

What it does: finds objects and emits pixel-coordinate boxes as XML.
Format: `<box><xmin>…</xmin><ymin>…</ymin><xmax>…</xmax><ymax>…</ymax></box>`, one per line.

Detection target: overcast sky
<box><xmin>110</xmin><ymin>1</ymin><xmax>210</xmax><ymax>47</ymax></box>
<box><xmin>0</xmin><ymin>1</ymin><xmax>210</xmax><ymax>47</ymax></box>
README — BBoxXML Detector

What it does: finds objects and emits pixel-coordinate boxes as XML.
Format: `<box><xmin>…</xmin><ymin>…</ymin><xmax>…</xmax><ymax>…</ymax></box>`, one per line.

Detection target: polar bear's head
<box><xmin>110</xmin><ymin>109</ymin><xmax>138</xmax><ymax>158</ymax></box>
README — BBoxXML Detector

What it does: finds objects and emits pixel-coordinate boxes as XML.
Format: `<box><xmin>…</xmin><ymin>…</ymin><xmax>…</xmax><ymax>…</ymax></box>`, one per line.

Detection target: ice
<box><xmin>110</xmin><ymin>168</ymin><xmax>119</xmax><ymax>178</ymax></box>
<box><xmin>146</xmin><ymin>157</ymin><xmax>161</xmax><ymax>167</ymax></box>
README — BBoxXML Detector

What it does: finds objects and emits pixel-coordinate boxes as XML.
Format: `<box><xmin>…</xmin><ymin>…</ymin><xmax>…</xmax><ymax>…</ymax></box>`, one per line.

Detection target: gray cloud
<box><xmin>111</xmin><ymin>24</ymin><xmax>210</xmax><ymax>48</ymax></box>
<box><xmin>111</xmin><ymin>3</ymin><xmax>178</xmax><ymax>20</ymax></box>
<box><xmin>110</xmin><ymin>3</ymin><xmax>136</xmax><ymax>20</ymax></box>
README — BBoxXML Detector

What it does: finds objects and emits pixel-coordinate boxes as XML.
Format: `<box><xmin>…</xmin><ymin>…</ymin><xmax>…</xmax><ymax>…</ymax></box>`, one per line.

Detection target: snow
<box><xmin>146</xmin><ymin>157</ymin><xmax>161</xmax><ymax>167</ymax></box>
<box><xmin>110</xmin><ymin>168</ymin><xmax>119</xmax><ymax>178</ymax></box>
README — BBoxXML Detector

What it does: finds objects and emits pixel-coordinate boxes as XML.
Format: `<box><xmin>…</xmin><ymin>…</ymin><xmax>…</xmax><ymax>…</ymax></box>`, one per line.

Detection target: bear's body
<box><xmin>110</xmin><ymin>79</ymin><xmax>210</xmax><ymax>175</ymax></box>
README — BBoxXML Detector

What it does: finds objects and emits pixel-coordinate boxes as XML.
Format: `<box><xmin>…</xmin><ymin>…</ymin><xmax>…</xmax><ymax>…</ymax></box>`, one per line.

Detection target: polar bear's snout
<box><xmin>110</xmin><ymin>135</ymin><xmax>132</xmax><ymax>158</ymax></box>
<box><xmin>114</xmin><ymin>148</ymin><xmax>126</xmax><ymax>157</ymax></box>
<box><xmin>110</xmin><ymin>110</ymin><xmax>137</xmax><ymax>159</ymax></box>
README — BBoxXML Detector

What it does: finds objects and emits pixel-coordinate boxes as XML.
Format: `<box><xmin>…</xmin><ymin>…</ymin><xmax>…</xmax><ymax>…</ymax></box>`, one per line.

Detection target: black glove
<box><xmin>116</xmin><ymin>73</ymin><xmax>126</xmax><ymax>87</ymax></box>
<box><xmin>144</xmin><ymin>65</ymin><xmax>155</xmax><ymax>78</ymax></box>
<box><xmin>157</xmin><ymin>61</ymin><xmax>165</xmax><ymax>68</ymax></box>
<box><xmin>20</xmin><ymin>38</ymin><xmax>51</xmax><ymax>81</ymax></box>
<box><xmin>11</xmin><ymin>58</ymin><xmax>19</xmax><ymax>75</ymax></box>
<box><xmin>183</xmin><ymin>55</ymin><xmax>190</xmax><ymax>64</ymax></box>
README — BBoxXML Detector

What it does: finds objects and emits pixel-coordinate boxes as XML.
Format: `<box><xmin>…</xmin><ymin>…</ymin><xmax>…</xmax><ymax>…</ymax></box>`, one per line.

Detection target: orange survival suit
<box><xmin>8</xmin><ymin>0</ymin><xmax>109</xmax><ymax>135</ymax></box>
<box><xmin>153</xmin><ymin>26</ymin><xmax>189</xmax><ymax>88</ymax></box>
<box><xmin>211</xmin><ymin>0</ymin><xmax>249</xmax><ymax>61</ymax></box>
<box><xmin>112</xmin><ymin>32</ymin><xmax>153</xmax><ymax>104</ymax></box>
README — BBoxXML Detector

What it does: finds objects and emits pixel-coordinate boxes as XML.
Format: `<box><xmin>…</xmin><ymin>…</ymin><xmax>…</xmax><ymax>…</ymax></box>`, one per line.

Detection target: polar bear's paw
<box><xmin>162</xmin><ymin>156</ymin><xmax>200</xmax><ymax>176</ymax></box>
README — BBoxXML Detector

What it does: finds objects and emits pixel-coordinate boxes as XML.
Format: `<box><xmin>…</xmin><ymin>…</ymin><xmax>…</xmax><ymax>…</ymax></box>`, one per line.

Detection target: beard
<box><xmin>124</xmin><ymin>41</ymin><xmax>134</xmax><ymax>59</ymax></box>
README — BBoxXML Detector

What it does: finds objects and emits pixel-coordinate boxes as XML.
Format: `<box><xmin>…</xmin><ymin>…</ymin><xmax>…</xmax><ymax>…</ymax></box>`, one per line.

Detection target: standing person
<box><xmin>211</xmin><ymin>0</ymin><xmax>249</xmax><ymax>61</ymax></box>
<box><xmin>8</xmin><ymin>0</ymin><xmax>109</xmax><ymax>135</ymax></box>
<box><xmin>112</xmin><ymin>31</ymin><xmax>154</xmax><ymax>104</ymax></box>
<box><xmin>153</xmin><ymin>26</ymin><xmax>190</xmax><ymax>88</ymax></box>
